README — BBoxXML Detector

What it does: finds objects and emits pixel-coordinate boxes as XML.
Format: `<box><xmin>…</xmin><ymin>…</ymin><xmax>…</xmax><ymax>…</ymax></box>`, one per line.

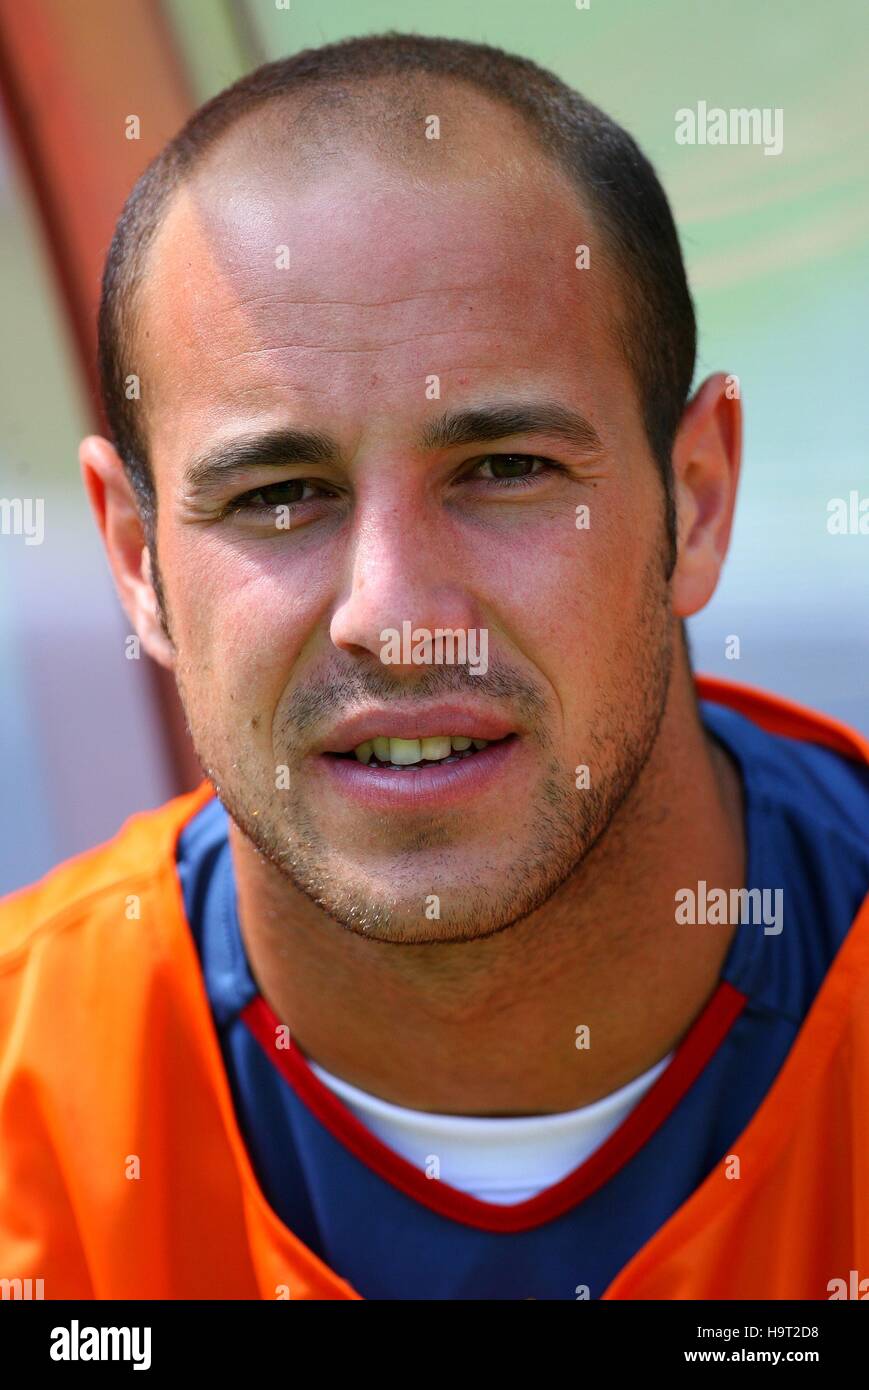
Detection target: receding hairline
<box><xmin>193</xmin><ymin>71</ymin><xmax>576</xmax><ymax>177</ymax></box>
<box><xmin>128</xmin><ymin>71</ymin><xmax>622</xmax><ymax>436</ymax></box>
<box><xmin>141</xmin><ymin>70</ymin><xmax>600</xmax><ymax>302</ymax></box>
<box><xmin>99</xmin><ymin>33</ymin><xmax>695</xmax><ymax>565</ymax></box>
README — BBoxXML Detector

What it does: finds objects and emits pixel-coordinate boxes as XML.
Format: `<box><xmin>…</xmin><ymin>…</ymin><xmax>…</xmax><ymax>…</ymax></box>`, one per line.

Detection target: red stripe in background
<box><xmin>0</xmin><ymin>0</ymin><xmax>203</xmax><ymax>797</ymax></box>
<box><xmin>241</xmin><ymin>980</ymin><xmax>746</xmax><ymax>1234</ymax></box>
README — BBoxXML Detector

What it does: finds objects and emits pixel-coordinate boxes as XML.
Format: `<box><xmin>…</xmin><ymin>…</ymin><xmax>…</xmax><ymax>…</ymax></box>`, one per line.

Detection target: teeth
<box><xmin>421</xmin><ymin>736</ymin><xmax>452</xmax><ymax>760</ymax></box>
<box><xmin>388</xmin><ymin>737</ymin><xmax>421</xmax><ymax>765</ymax></box>
<box><xmin>349</xmin><ymin>734</ymin><xmax>496</xmax><ymax>765</ymax></box>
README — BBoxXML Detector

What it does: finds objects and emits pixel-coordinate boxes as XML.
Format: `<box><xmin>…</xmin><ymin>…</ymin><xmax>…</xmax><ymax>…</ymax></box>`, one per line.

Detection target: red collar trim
<box><xmin>240</xmin><ymin>981</ymin><xmax>746</xmax><ymax>1234</ymax></box>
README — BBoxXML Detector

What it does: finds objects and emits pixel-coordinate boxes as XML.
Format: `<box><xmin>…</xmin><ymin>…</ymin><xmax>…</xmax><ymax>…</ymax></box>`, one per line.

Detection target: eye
<box><xmin>470</xmin><ymin>454</ymin><xmax>561</xmax><ymax>486</ymax></box>
<box><xmin>228</xmin><ymin>478</ymin><xmax>334</xmax><ymax>514</ymax></box>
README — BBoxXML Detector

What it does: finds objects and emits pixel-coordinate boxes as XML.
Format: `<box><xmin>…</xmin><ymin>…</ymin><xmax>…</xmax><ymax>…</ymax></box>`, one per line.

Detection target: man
<box><xmin>1</xmin><ymin>32</ymin><xmax>867</xmax><ymax>1301</ymax></box>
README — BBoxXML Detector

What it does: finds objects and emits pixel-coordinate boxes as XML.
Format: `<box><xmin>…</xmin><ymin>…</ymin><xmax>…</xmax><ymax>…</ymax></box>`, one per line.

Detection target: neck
<box><xmin>231</xmin><ymin>665</ymin><xmax>745</xmax><ymax>1115</ymax></box>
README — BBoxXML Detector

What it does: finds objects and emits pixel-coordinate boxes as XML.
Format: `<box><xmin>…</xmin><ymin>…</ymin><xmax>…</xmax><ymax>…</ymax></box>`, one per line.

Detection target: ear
<box><xmin>670</xmin><ymin>372</ymin><xmax>742</xmax><ymax>618</ymax></box>
<box><xmin>79</xmin><ymin>435</ymin><xmax>175</xmax><ymax>669</ymax></box>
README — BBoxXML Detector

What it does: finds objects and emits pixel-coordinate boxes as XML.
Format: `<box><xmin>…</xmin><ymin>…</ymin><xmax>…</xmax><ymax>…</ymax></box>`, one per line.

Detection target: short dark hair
<box><xmin>98</xmin><ymin>31</ymin><xmax>696</xmax><ymax>557</ymax></box>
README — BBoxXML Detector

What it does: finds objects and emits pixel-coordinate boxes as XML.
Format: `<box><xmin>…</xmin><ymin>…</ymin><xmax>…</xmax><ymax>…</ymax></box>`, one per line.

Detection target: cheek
<box><xmin>164</xmin><ymin>529</ymin><xmax>328</xmax><ymax>721</ymax></box>
<box><xmin>483</xmin><ymin>496</ymin><xmax>645</xmax><ymax>654</ymax></box>
<box><xmin>482</xmin><ymin>489</ymin><xmax>661</xmax><ymax>737</ymax></box>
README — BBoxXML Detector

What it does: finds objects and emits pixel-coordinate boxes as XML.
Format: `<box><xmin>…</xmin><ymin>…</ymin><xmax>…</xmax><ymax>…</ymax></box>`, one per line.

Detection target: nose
<box><xmin>329</xmin><ymin>489</ymin><xmax>481</xmax><ymax>673</ymax></box>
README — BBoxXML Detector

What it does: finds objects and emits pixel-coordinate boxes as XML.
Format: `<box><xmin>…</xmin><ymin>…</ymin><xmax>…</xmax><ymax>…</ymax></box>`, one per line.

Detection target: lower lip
<box><xmin>313</xmin><ymin>737</ymin><xmax>520</xmax><ymax>811</ymax></box>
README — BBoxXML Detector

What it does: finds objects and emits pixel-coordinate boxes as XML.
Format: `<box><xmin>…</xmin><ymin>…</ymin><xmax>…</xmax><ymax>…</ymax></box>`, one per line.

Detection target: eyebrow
<box><xmin>182</xmin><ymin>399</ymin><xmax>604</xmax><ymax>494</ymax></box>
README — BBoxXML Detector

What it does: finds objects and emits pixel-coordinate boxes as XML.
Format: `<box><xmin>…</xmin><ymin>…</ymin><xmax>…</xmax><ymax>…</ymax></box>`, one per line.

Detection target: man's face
<box><xmin>136</xmin><ymin>108</ymin><xmax>675</xmax><ymax>941</ymax></box>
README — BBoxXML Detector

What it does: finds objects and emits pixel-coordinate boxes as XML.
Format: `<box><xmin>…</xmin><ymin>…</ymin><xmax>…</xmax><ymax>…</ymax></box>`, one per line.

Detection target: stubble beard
<box><xmin>174</xmin><ymin>551</ymin><xmax>675</xmax><ymax>945</ymax></box>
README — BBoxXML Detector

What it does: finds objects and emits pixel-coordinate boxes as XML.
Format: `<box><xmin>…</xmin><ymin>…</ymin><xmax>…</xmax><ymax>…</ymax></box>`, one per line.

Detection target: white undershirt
<box><xmin>308</xmin><ymin>1051</ymin><xmax>674</xmax><ymax>1205</ymax></box>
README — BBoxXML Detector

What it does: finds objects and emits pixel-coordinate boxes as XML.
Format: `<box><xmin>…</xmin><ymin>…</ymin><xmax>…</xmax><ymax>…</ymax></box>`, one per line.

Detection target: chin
<box><xmin>325</xmin><ymin>905</ymin><xmax>521</xmax><ymax>946</ymax></box>
<box><xmin>306</xmin><ymin>863</ymin><xmax>548</xmax><ymax>945</ymax></box>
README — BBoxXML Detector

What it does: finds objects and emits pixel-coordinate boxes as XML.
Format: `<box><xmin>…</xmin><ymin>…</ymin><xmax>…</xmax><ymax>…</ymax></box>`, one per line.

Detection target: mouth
<box><xmin>328</xmin><ymin>733</ymin><xmax>514</xmax><ymax>770</ymax></box>
<box><xmin>314</xmin><ymin>730</ymin><xmax>521</xmax><ymax>811</ymax></box>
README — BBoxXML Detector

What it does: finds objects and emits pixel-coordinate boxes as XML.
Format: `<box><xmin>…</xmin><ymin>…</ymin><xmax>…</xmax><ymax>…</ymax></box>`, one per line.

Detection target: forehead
<box><xmin>137</xmin><ymin>99</ymin><xmax>633</xmax><ymax>473</ymax></box>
